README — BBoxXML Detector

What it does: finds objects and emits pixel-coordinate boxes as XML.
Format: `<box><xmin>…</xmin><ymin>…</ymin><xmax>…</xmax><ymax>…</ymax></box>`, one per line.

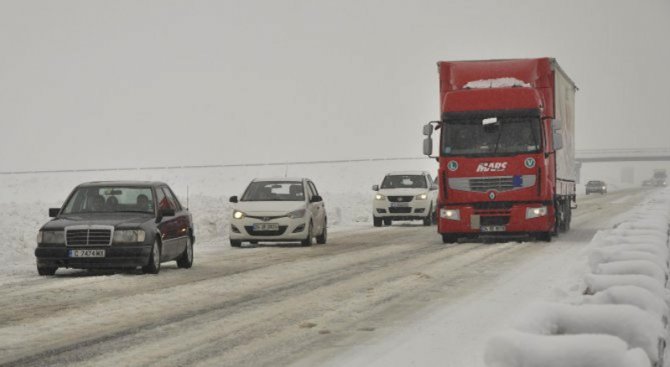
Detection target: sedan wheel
<box><xmin>142</xmin><ymin>241</ymin><xmax>161</xmax><ymax>274</ymax></box>
<box><xmin>177</xmin><ymin>237</ymin><xmax>194</xmax><ymax>269</ymax></box>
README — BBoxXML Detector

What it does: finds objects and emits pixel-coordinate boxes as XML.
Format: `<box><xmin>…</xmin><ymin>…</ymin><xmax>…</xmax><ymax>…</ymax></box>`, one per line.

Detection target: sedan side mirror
<box><xmin>310</xmin><ymin>195</ymin><xmax>323</xmax><ymax>203</ymax></box>
<box><xmin>48</xmin><ymin>208</ymin><xmax>60</xmax><ymax>217</ymax></box>
<box><xmin>372</xmin><ymin>185</ymin><xmax>379</xmax><ymax>191</ymax></box>
<box><xmin>229</xmin><ymin>196</ymin><xmax>238</xmax><ymax>203</ymax></box>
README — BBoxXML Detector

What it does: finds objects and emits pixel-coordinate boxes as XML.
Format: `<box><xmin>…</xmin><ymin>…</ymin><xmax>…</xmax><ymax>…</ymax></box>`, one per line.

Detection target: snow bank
<box><xmin>463</xmin><ymin>77</ymin><xmax>530</xmax><ymax>89</ymax></box>
<box><xmin>485</xmin><ymin>189</ymin><xmax>670</xmax><ymax>367</ymax></box>
<box><xmin>485</xmin><ymin>330</ymin><xmax>650</xmax><ymax>367</ymax></box>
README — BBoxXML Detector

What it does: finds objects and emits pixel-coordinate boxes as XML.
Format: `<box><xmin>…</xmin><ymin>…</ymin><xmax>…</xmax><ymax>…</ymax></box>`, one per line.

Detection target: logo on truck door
<box><xmin>476</xmin><ymin>162</ymin><xmax>508</xmax><ymax>173</ymax></box>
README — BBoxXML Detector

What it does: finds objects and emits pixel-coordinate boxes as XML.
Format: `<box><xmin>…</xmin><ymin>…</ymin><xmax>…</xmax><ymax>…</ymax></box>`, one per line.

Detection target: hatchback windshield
<box><xmin>63</xmin><ymin>186</ymin><xmax>155</xmax><ymax>214</ymax></box>
<box><xmin>381</xmin><ymin>175</ymin><xmax>427</xmax><ymax>189</ymax></box>
<box><xmin>241</xmin><ymin>181</ymin><xmax>305</xmax><ymax>201</ymax></box>
<box><xmin>442</xmin><ymin>116</ymin><xmax>541</xmax><ymax>156</ymax></box>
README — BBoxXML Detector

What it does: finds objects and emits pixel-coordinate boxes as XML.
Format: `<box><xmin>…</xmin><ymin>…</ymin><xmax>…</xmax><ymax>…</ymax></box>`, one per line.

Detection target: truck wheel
<box><xmin>384</xmin><ymin>219</ymin><xmax>392</xmax><ymax>226</ymax></box>
<box><xmin>230</xmin><ymin>240</ymin><xmax>242</xmax><ymax>247</ymax></box>
<box><xmin>442</xmin><ymin>234</ymin><xmax>458</xmax><ymax>244</ymax></box>
<box><xmin>373</xmin><ymin>216</ymin><xmax>382</xmax><ymax>227</ymax></box>
<box><xmin>37</xmin><ymin>266</ymin><xmax>57</xmax><ymax>276</ymax></box>
<box><xmin>142</xmin><ymin>240</ymin><xmax>161</xmax><ymax>274</ymax></box>
<box><xmin>536</xmin><ymin>232</ymin><xmax>552</xmax><ymax>242</ymax></box>
<box><xmin>176</xmin><ymin>237</ymin><xmax>194</xmax><ymax>269</ymax></box>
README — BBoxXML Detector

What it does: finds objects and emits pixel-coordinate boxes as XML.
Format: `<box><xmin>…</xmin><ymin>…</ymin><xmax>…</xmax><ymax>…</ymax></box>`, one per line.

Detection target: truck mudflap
<box><xmin>438</xmin><ymin>203</ymin><xmax>555</xmax><ymax>235</ymax></box>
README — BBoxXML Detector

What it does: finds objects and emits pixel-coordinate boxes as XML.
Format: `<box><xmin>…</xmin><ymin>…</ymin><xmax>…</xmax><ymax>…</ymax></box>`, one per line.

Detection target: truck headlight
<box><xmin>288</xmin><ymin>209</ymin><xmax>306</xmax><ymax>219</ymax></box>
<box><xmin>39</xmin><ymin>230</ymin><xmax>65</xmax><ymax>244</ymax></box>
<box><xmin>375</xmin><ymin>194</ymin><xmax>386</xmax><ymax>201</ymax></box>
<box><xmin>415</xmin><ymin>193</ymin><xmax>428</xmax><ymax>200</ymax></box>
<box><xmin>233</xmin><ymin>210</ymin><xmax>245</xmax><ymax>219</ymax></box>
<box><xmin>525</xmin><ymin>206</ymin><xmax>548</xmax><ymax>219</ymax></box>
<box><xmin>113</xmin><ymin>230</ymin><xmax>146</xmax><ymax>244</ymax></box>
<box><xmin>440</xmin><ymin>208</ymin><xmax>460</xmax><ymax>220</ymax></box>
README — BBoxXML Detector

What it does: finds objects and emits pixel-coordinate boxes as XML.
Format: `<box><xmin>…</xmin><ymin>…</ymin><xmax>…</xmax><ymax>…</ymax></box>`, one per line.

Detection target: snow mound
<box><xmin>463</xmin><ymin>77</ymin><xmax>530</xmax><ymax>89</ymax></box>
<box><xmin>580</xmin><ymin>286</ymin><xmax>669</xmax><ymax>321</ymax></box>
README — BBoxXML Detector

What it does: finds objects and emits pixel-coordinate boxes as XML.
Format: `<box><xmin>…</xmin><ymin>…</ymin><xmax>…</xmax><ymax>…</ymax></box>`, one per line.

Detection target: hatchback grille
<box><xmin>66</xmin><ymin>227</ymin><xmax>113</xmax><ymax>246</ymax></box>
<box><xmin>245</xmin><ymin>226</ymin><xmax>288</xmax><ymax>236</ymax></box>
<box><xmin>388</xmin><ymin>196</ymin><xmax>413</xmax><ymax>203</ymax></box>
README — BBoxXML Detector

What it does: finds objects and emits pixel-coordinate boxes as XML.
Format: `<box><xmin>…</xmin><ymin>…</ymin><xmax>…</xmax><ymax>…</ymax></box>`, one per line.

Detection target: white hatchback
<box><xmin>372</xmin><ymin>171</ymin><xmax>438</xmax><ymax>227</ymax></box>
<box><xmin>229</xmin><ymin>178</ymin><xmax>327</xmax><ymax>247</ymax></box>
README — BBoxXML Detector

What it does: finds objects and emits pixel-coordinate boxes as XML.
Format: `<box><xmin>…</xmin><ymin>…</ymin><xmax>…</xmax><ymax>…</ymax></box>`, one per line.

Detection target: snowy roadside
<box><xmin>485</xmin><ymin>189</ymin><xmax>670</xmax><ymax>367</ymax></box>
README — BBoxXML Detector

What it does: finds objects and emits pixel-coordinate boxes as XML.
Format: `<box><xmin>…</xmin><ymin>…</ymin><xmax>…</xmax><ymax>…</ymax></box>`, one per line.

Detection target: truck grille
<box><xmin>65</xmin><ymin>226</ymin><xmax>113</xmax><ymax>246</ymax></box>
<box><xmin>449</xmin><ymin>175</ymin><xmax>536</xmax><ymax>193</ymax></box>
<box><xmin>480</xmin><ymin>216</ymin><xmax>510</xmax><ymax>226</ymax></box>
<box><xmin>388</xmin><ymin>196</ymin><xmax>413</xmax><ymax>203</ymax></box>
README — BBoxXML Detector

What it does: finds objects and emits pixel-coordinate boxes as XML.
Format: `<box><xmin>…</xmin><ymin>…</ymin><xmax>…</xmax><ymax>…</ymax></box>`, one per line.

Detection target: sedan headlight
<box><xmin>415</xmin><ymin>193</ymin><xmax>428</xmax><ymax>200</ymax></box>
<box><xmin>38</xmin><ymin>230</ymin><xmax>65</xmax><ymax>244</ymax></box>
<box><xmin>288</xmin><ymin>209</ymin><xmax>306</xmax><ymax>219</ymax></box>
<box><xmin>440</xmin><ymin>208</ymin><xmax>460</xmax><ymax>221</ymax></box>
<box><xmin>233</xmin><ymin>210</ymin><xmax>245</xmax><ymax>219</ymax></box>
<box><xmin>525</xmin><ymin>206</ymin><xmax>548</xmax><ymax>219</ymax></box>
<box><xmin>113</xmin><ymin>230</ymin><xmax>146</xmax><ymax>244</ymax></box>
<box><xmin>375</xmin><ymin>194</ymin><xmax>386</xmax><ymax>201</ymax></box>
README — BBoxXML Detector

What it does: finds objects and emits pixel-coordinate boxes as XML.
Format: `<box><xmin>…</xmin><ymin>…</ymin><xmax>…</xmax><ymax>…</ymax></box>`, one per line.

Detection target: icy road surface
<box><xmin>0</xmin><ymin>189</ymin><xmax>650</xmax><ymax>367</ymax></box>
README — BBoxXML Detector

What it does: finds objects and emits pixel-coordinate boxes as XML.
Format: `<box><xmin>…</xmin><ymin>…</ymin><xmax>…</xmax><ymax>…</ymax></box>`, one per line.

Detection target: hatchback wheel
<box><xmin>301</xmin><ymin>222</ymin><xmax>314</xmax><ymax>246</ymax></box>
<box><xmin>177</xmin><ymin>237</ymin><xmax>194</xmax><ymax>269</ymax></box>
<box><xmin>142</xmin><ymin>241</ymin><xmax>161</xmax><ymax>274</ymax></box>
<box><xmin>316</xmin><ymin>219</ymin><xmax>327</xmax><ymax>244</ymax></box>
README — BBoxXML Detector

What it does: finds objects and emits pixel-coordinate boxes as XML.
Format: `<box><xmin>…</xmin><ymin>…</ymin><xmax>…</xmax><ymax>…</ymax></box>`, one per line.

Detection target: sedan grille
<box><xmin>65</xmin><ymin>226</ymin><xmax>113</xmax><ymax>246</ymax></box>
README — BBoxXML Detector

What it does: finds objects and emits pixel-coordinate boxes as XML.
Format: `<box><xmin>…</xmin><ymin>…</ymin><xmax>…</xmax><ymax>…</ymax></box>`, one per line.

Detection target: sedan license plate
<box><xmin>253</xmin><ymin>223</ymin><xmax>279</xmax><ymax>231</ymax></box>
<box><xmin>68</xmin><ymin>249</ymin><xmax>106</xmax><ymax>258</ymax></box>
<box><xmin>480</xmin><ymin>225</ymin><xmax>506</xmax><ymax>233</ymax></box>
<box><xmin>390</xmin><ymin>202</ymin><xmax>409</xmax><ymax>207</ymax></box>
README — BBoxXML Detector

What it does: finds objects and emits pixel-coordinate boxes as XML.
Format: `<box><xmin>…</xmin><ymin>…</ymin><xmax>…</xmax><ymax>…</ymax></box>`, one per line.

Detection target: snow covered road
<box><xmin>0</xmin><ymin>189</ymin><xmax>652</xmax><ymax>367</ymax></box>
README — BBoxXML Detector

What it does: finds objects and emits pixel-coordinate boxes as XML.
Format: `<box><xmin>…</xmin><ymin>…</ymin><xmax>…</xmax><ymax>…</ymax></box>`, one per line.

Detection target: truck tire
<box><xmin>536</xmin><ymin>232</ymin><xmax>552</xmax><ymax>242</ymax></box>
<box><xmin>373</xmin><ymin>216</ymin><xmax>382</xmax><ymax>227</ymax></box>
<box><xmin>442</xmin><ymin>234</ymin><xmax>458</xmax><ymax>244</ymax></box>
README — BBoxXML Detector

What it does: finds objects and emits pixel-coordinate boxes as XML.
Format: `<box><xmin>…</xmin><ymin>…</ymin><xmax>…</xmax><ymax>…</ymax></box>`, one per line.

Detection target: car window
<box><xmin>160</xmin><ymin>187</ymin><xmax>178</xmax><ymax>210</ymax></box>
<box><xmin>162</xmin><ymin>186</ymin><xmax>182</xmax><ymax>211</ymax></box>
<box><xmin>305</xmin><ymin>182</ymin><xmax>315</xmax><ymax>200</ymax></box>
<box><xmin>426</xmin><ymin>175</ymin><xmax>433</xmax><ymax>187</ymax></box>
<box><xmin>241</xmin><ymin>181</ymin><xmax>305</xmax><ymax>202</ymax></box>
<box><xmin>62</xmin><ymin>186</ymin><xmax>155</xmax><ymax>214</ymax></box>
<box><xmin>381</xmin><ymin>175</ymin><xmax>427</xmax><ymax>189</ymax></box>
<box><xmin>308</xmin><ymin>181</ymin><xmax>319</xmax><ymax>196</ymax></box>
<box><xmin>155</xmin><ymin>187</ymin><xmax>170</xmax><ymax>210</ymax></box>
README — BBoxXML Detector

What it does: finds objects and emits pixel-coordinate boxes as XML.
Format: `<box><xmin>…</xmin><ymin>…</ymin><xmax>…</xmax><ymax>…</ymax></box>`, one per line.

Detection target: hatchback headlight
<box><xmin>113</xmin><ymin>230</ymin><xmax>146</xmax><ymax>244</ymax></box>
<box><xmin>375</xmin><ymin>194</ymin><xmax>386</xmax><ymax>201</ymax></box>
<box><xmin>38</xmin><ymin>230</ymin><xmax>65</xmax><ymax>244</ymax></box>
<box><xmin>440</xmin><ymin>208</ymin><xmax>460</xmax><ymax>220</ymax></box>
<box><xmin>525</xmin><ymin>206</ymin><xmax>548</xmax><ymax>219</ymax></box>
<box><xmin>415</xmin><ymin>193</ymin><xmax>428</xmax><ymax>200</ymax></box>
<box><xmin>233</xmin><ymin>210</ymin><xmax>245</xmax><ymax>219</ymax></box>
<box><xmin>288</xmin><ymin>209</ymin><xmax>306</xmax><ymax>219</ymax></box>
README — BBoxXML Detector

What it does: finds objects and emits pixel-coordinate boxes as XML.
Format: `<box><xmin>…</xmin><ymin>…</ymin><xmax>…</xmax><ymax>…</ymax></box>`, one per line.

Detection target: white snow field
<box><xmin>0</xmin><ymin>161</ymin><xmax>664</xmax><ymax>367</ymax></box>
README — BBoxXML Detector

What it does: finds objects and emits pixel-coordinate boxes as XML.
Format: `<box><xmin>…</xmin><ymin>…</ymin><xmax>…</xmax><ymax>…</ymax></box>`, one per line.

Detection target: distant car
<box><xmin>372</xmin><ymin>171</ymin><xmax>438</xmax><ymax>227</ymax></box>
<box><xmin>585</xmin><ymin>180</ymin><xmax>607</xmax><ymax>195</ymax></box>
<box><xmin>34</xmin><ymin>181</ymin><xmax>195</xmax><ymax>276</ymax></box>
<box><xmin>228</xmin><ymin>178</ymin><xmax>327</xmax><ymax>247</ymax></box>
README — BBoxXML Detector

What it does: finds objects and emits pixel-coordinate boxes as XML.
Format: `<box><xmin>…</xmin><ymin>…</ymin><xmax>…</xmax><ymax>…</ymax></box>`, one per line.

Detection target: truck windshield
<box><xmin>441</xmin><ymin>117</ymin><xmax>541</xmax><ymax>156</ymax></box>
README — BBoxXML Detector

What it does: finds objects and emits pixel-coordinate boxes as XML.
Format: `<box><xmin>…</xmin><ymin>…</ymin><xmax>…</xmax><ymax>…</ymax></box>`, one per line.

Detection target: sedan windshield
<box><xmin>381</xmin><ymin>175</ymin><xmax>427</xmax><ymax>189</ymax></box>
<box><xmin>62</xmin><ymin>186</ymin><xmax>155</xmax><ymax>214</ymax></box>
<box><xmin>442</xmin><ymin>117</ymin><xmax>541</xmax><ymax>156</ymax></box>
<box><xmin>241</xmin><ymin>181</ymin><xmax>305</xmax><ymax>201</ymax></box>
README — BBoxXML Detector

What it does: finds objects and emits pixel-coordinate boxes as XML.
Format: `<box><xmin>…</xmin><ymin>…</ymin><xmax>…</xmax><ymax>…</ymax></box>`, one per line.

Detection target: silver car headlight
<box><xmin>288</xmin><ymin>209</ymin><xmax>306</xmax><ymax>219</ymax></box>
<box><xmin>415</xmin><ymin>193</ymin><xmax>428</xmax><ymax>200</ymax></box>
<box><xmin>375</xmin><ymin>194</ymin><xmax>386</xmax><ymax>201</ymax></box>
<box><xmin>39</xmin><ymin>230</ymin><xmax>65</xmax><ymax>244</ymax></box>
<box><xmin>233</xmin><ymin>210</ymin><xmax>246</xmax><ymax>219</ymax></box>
<box><xmin>440</xmin><ymin>208</ymin><xmax>460</xmax><ymax>220</ymax></box>
<box><xmin>113</xmin><ymin>230</ymin><xmax>146</xmax><ymax>244</ymax></box>
<box><xmin>525</xmin><ymin>206</ymin><xmax>548</xmax><ymax>219</ymax></box>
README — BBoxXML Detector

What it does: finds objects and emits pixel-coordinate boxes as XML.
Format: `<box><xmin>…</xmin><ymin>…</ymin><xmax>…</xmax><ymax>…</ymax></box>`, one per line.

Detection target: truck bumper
<box><xmin>437</xmin><ymin>203</ymin><xmax>554</xmax><ymax>235</ymax></box>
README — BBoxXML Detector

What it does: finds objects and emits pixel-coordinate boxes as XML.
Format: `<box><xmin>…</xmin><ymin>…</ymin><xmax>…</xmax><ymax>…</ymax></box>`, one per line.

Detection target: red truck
<box><xmin>422</xmin><ymin>58</ymin><xmax>577</xmax><ymax>242</ymax></box>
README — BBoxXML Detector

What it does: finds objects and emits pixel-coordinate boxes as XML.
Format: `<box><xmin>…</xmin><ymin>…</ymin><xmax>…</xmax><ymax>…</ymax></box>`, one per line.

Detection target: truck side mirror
<box><xmin>551</xmin><ymin>119</ymin><xmax>562</xmax><ymax>130</ymax></box>
<box><xmin>423</xmin><ymin>137</ymin><xmax>433</xmax><ymax>156</ymax></box>
<box><xmin>422</xmin><ymin>123</ymin><xmax>433</xmax><ymax>136</ymax></box>
<box><xmin>372</xmin><ymin>185</ymin><xmax>379</xmax><ymax>191</ymax></box>
<box><xmin>553</xmin><ymin>132</ymin><xmax>564</xmax><ymax>151</ymax></box>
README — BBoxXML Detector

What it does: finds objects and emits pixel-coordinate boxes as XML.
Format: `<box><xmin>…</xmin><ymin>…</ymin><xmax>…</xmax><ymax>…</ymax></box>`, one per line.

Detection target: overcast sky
<box><xmin>1</xmin><ymin>0</ymin><xmax>669</xmax><ymax>171</ymax></box>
